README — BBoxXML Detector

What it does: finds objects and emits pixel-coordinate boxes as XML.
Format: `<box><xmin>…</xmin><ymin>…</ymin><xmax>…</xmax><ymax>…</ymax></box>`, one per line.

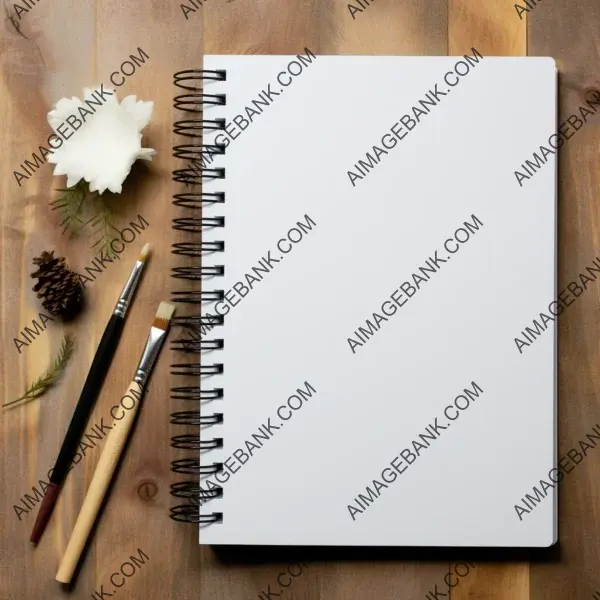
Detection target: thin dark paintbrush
<box><xmin>56</xmin><ymin>301</ymin><xmax>175</xmax><ymax>584</ymax></box>
<box><xmin>30</xmin><ymin>243</ymin><xmax>152</xmax><ymax>545</ymax></box>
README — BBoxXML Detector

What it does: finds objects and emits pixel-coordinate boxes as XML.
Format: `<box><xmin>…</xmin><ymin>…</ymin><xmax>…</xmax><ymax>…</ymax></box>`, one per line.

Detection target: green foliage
<box><xmin>4</xmin><ymin>334</ymin><xmax>75</xmax><ymax>408</ymax></box>
<box><xmin>87</xmin><ymin>194</ymin><xmax>121</xmax><ymax>259</ymax></box>
<box><xmin>49</xmin><ymin>180</ymin><xmax>119</xmax><ymax>256</ymax></box>
<box><xmin>49</xmin><ymin>180</ymin><xmax>88</xmax><ymax>235</ymax></box>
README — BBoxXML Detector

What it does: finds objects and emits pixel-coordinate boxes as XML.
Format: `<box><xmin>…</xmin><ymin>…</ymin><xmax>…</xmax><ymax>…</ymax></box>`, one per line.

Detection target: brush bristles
<box><xmin>139</xmin><ymin>243</ymin><xmax>152</xmax><ymax>262</ymax></box>
<box><xmin>153</xmin><ymin>302</ymin><xmax>175</xmax><ymax>330</ymax></box>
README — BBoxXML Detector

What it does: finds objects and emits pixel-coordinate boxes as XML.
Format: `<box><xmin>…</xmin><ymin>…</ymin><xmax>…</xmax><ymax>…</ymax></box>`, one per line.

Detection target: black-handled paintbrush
<box><xmin>56</xmin><ymin>301</ymin><xmax>175</xmax><ymax>584</ymax></box>
<box><xmin>30</xmin><ymin>243</ymin><xmax>151</xmax><ymax>545</ymax></box>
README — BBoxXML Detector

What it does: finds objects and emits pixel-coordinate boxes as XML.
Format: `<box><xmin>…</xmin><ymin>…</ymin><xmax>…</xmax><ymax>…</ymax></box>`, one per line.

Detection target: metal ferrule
<box><xmin>114</xmin><ymin>260</ymin><xmax>145</xmax><ymax>318</ymax></box>
<box><xmin>134</xmin><ymin>326</ymin><xmax>168</xmax><ymax>387</ymax></box>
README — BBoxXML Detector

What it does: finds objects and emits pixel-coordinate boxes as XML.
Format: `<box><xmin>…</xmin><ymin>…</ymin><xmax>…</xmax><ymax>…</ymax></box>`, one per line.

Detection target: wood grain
<box><xmin>0</xmin><ymin>0</ymin><xmax>596</xmax><ymax>599</ymax></box>
<box><xmin>528</xmin><ymin>1</ymin><xmax>600</xmax><ymax>599</ymax></box>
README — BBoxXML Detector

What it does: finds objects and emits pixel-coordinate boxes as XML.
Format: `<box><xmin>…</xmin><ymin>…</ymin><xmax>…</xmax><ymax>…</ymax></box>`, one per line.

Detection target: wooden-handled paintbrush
<box><xmin>30</xmin><ymin>243</ymin><xmax>152</xmax><ymax>545</ymax></box>
<box><xmin>55</xmin><ymin>301</ymin><xmax>175</xmax><ymax>584</ymax></box>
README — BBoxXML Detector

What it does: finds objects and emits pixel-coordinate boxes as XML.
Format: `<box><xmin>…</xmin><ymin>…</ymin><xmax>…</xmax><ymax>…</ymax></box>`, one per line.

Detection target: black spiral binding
<box><xmin>170</xmin><ymin>68</ymin><xmax>226</xmax><ymax>525</ymax></box>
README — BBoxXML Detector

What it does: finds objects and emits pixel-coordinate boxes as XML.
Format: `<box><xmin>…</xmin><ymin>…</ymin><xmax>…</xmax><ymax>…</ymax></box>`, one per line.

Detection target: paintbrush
<box><xmin>56</xmin><ymin>301</ymin><xmax>175</xmax><ymax>584</ymax></box>
<box><xmin>30</xmin><ymin>243</ymin><xmax>152</xmax><ymax>545</ymax></box>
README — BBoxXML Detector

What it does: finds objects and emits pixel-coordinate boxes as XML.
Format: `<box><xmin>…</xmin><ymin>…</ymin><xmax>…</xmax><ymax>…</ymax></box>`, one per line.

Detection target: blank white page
<box><xmin>200</xmin><ymin>54</ymin><xmax>556</xmax><ymax>546</ymax></box>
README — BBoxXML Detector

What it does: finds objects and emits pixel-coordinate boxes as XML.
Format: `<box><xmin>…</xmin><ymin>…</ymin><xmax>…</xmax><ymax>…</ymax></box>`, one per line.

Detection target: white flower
<box><xmin>47</xmin><ymin>86</ymin><xmax>155</xmax><ymax>194</ymax></box>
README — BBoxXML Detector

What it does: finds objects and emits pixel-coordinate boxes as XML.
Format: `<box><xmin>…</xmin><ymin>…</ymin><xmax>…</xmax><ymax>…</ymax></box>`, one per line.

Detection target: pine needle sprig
<box><xmin>49</xmin><ymin>180</ymin><xmax>89</xmax><ymax>236</ymax></box>
<box><xmin>48</xmin><ymin>181</ymin><xmax>121</xmax><ymax>259</ymax></box>
<box><xmin>4</xmin><ymin>334</ymin><xmax>75</xmax><ymax>408</ymax></box>
<box><xmin>87</xmin><ymin>195</ymin><xmax>120</xmax><ymax>259</ymax></box>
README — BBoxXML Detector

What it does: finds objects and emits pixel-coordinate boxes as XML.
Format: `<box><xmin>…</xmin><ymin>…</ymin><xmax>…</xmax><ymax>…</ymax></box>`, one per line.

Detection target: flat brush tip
<box><xmin>139</xmin><ymin>243</ymin><xmax>152</xmax><ymax>262</ymax></box>
<box><xmin>153</xmin><ymin>302</ymin><xmax>176</xmax><ymax>330</ymax></box>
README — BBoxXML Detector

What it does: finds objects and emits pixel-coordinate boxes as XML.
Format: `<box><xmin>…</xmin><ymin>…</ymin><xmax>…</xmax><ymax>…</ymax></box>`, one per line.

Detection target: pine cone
<box><xmin>31</xmin><ymin>251</ymin><xmax>84</xmax><ymax>318</ymax></box>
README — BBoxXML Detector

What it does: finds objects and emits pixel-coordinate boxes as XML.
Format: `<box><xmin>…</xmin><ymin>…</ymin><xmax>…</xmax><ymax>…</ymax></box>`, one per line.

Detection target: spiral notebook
<box><xmin>169</xmin><ymin>54</ymin><xmax>557</xmax><ymax>547</ymax></box>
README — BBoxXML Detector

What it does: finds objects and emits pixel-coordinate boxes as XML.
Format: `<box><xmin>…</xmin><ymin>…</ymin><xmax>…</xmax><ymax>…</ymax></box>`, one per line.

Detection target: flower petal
<box><xmin>46</xmin><ymin>87</ymin><xmax>155</xmax><ymax>194</ymax></box>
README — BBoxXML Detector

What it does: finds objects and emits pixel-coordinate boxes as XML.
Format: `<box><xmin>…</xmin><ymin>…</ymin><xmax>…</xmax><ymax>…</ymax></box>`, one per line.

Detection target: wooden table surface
<box><xmin>1</xmin><ymin>0</ymin><xmax>599</xmax><ymax>599</ymax></box>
